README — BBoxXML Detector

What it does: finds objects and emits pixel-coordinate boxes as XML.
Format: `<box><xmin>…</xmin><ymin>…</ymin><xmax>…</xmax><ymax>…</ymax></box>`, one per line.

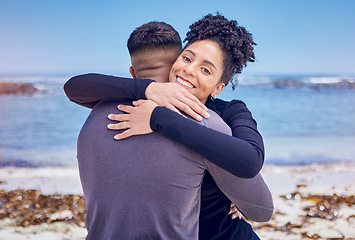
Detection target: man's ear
<box><xmin>211</xmin><ymin>82</ymin><xmax>225</xmax><ymax>98</ymax></box>
<box><xmin>129</xmin><ymin>66</ymin><xmax>136</xmax><ymax>78</ymax></box>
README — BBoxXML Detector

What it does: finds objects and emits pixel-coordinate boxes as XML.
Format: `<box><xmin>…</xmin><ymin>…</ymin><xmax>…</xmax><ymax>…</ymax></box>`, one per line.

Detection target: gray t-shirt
<box><xmin>77</xmin><ymin>100</ymin><xmax>273</xmax><ymax>240</ymax></box>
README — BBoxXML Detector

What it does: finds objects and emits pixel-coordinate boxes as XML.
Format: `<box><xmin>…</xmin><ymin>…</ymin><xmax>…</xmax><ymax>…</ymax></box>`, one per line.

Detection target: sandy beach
<box><xmin>1</xmin><ymin>162</ymin><xmax>355</xmax><ymax>240</ymax></box>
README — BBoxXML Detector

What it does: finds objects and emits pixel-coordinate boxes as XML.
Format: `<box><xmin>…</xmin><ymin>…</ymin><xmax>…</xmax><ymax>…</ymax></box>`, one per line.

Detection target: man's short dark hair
<box><xmin>127</xmin><ymin>21</ymin><xmax>182</xmax><ymax>55</ymax></box>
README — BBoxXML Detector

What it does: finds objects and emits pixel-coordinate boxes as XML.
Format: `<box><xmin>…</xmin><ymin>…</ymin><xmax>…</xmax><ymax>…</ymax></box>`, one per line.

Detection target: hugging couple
<box><xmin>64</xmin><ymin>13</ymin><xmax>273</xmax><ymax>240</ymax></box>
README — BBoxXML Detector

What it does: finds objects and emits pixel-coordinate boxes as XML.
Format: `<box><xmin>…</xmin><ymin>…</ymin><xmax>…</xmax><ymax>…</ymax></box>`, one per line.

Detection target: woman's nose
<box><xmin>183</xmin><ymin>63</ymin><xmax>195</xmax><ymax>77</ymax></box>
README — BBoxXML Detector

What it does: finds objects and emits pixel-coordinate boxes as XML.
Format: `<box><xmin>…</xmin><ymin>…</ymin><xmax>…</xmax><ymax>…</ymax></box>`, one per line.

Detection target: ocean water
<box><xmin>0</xmin><ymin>74</ymin><xmax>355</xmax><ymax>167</ymax></box>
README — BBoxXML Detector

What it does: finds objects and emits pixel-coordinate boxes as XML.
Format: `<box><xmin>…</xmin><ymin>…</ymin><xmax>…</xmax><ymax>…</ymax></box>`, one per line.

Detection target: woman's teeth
<box><xmin>177</xmin><ymin>77</ymin><xmax>194</xmax><ymax>88</ymax></box>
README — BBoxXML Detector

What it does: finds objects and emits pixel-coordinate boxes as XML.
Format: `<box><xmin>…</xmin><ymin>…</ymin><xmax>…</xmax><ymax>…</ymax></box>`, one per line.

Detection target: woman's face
<box><xmin>169</xmin><ymin>40</ymin><xmax>225</xmax><ymax>104</ymax></box>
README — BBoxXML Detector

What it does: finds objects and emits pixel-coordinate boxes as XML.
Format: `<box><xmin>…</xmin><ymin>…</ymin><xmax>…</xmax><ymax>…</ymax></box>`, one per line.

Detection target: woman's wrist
<box><xmin>145</xmin><ymin>82</ymin><xmax>157</xmax><ymax>100</ymax></box>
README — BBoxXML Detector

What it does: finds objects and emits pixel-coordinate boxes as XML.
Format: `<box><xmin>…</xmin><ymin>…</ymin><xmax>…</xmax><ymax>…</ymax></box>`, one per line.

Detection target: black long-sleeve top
<box><xmin>64</xmin><ymin>73</ymin><xmax>265</xmax><ymax>179</ymax></box>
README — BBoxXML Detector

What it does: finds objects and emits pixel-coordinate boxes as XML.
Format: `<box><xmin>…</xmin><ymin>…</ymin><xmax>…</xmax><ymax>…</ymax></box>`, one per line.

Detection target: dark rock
<box><xmin>273</xmin><ymin>79</ymin><xmax>305</xmax><ymax>88</ymax></box>
<box><xmin>0</xmin><ymin>82</ymin><xmax>39</xmax><ymax>95</ymax></box>
<box><xmin>311</xmin><ymin>81</ymin><xmax>355</xmax><ymax>90</ymax></box>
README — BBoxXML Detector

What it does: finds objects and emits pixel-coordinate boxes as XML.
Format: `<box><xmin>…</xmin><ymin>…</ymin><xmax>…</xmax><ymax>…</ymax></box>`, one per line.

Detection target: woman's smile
<box><xmin>176</xmin><ymin>76</ymin><xmax>195</xmax><ymax>89</ymax></box>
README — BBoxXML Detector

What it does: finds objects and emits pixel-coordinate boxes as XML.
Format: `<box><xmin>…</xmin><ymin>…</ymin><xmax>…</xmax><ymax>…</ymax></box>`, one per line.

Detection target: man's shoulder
<box><xmin>93</xmin><ymin>100</ymin><xmax>132</xmax><ymax>110</ymax></box>
<box><xmin>81</xmin><ymin>100</ymin><xmax>133</xmax><ymax>133</ymax></box>
<box><xmin>202</xmin><ymin>110</ymin><xmax>232</xmax><ymax>136</ymax></box>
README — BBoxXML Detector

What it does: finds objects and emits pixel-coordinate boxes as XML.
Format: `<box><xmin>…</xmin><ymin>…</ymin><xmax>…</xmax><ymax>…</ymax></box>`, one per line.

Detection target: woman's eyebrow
<box><xmin>203</xmin><ymin>59</ymin><xmax>216</xmax><ymax>70</ymax></box>
<box><xmin>186</xmin><ymin>49</ymin><xmax>195</xmax><ymax>56</ymax></box>
<box><xmin>185</xmin><ymin>49</ymin><xmax>217</xmax><ymax>70</ymax></box>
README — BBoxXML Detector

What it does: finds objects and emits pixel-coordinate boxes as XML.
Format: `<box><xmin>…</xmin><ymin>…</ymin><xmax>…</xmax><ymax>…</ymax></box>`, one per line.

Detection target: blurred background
<box><xmin>1</xmin><ymin>0</ymin><xmax>355</xmax><ymax>167</ymax></box>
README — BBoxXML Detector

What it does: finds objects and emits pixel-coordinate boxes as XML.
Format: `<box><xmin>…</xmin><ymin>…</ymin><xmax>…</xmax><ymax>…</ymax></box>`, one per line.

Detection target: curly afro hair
<box><xmin>184</xmin><ymin>14</ymin><xmax>256</xmax><ymax>88</ymax></box>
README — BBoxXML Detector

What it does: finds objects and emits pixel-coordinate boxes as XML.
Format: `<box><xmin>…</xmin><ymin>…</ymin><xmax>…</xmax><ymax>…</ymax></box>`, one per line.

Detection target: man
<box><xmin>65</xmin><ymin>22</ymin><xmax>273</xmax><ymax>239</ymax></box>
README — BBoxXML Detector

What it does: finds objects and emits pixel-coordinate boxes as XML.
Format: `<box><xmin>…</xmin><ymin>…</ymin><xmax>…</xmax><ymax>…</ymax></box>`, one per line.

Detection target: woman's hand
<box><xmin>107</xmin><ymin>100</ymin><xmax>158</xmax><ymax>140</ymax></box>
<box><xmin>145</xmin><ymin>82</ymin><xmax>210</xmax><ymax>121</ymax></box>
<box><xmin>229</xmin><ymin>203</ymin><xmax>242</xmax><ymax>219</ymax></box>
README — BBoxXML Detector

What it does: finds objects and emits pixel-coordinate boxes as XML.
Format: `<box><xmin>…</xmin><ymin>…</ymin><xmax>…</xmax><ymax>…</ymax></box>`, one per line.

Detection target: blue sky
<box><xmin>1</xmin><ymin>0</ymin><xmax>354</xmax><ymax>76</ymax></box>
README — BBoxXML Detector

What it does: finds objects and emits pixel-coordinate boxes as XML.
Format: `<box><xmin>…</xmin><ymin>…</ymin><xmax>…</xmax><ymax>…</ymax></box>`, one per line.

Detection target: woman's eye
<box><xmin>182</xmin><ymin>56</ymin><xmax>191</xmax><ymax>62</ymax></box>
<box><xmin>202</xmin><ymin>67</ymin><xmax>211</xmax><ymax>74</ymax></box>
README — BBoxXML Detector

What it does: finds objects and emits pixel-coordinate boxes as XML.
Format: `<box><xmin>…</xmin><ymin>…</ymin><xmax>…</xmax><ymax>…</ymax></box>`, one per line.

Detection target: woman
<box><xmin>65</xmin><ymin>14</ymin><xmax>267</xmax><ymax>240</ymax></box>
<box><xmin>109</xmin><ymin>14</ymin><xmax>263</xmax><ymax>180</ymax></box>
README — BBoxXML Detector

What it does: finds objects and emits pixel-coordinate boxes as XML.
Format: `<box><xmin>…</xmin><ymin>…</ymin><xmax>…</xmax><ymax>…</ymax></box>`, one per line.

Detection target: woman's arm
<box><xmin>109</xmin><ymin>99</ymin><xmax>264</xmax><ymax>178</ymax></box>
<box><xmin>63</xmin><ymin>73</ymin><xmax>153</xmax><ymax>108</ymax></box>
<box><xmin>64</xmin><ymin>73</ymin><xmax>208</xmax><ymax>120</ymax></box>
<box><xmin>150</xmin><ymin>105</ymin><xmax>264</xmax><ymax>178</ymax></box>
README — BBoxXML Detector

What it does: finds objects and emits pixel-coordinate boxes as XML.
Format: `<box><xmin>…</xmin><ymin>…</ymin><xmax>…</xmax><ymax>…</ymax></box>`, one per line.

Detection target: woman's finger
<box><xmin>165</xmin><ymin>104</ymin><xmax>187</xmax><ymax>119</ymax></box>
<box><xmin>228</xmin><ymin>202</ymin><xmax>242</xmax><ymax>219</ymax></box>
<box><xmin>178</xmin><ymin>97</ymin><xmax>209</xmax><ymax>119</ymax></box>
<box><xmin>133</xmin><ymin>100</ymin><xmax>146</xmax><ymax>106</ymax></box>
<box><xmin>165</xmin><ymin>104</ymin><xmax>182</xmax><ymax>115</ymax></box>
<box><xmin>108</xmin><ymin>113</ymin><xmax>130</xmax><ymax>122</ymax></box>
<box><xmin>171</xmin><ymin>100</ymin><xmax>203</xmax><ymax>121</ymax></box>
<box><xmin>117</xmin><ymin>104</ymin><xmax>133</xmax><ymax>113</ymax></box>
<box><xmin>231</xmin><ymin>211</ymin><xmax>242</xmax><ymax>220</ymax></box>
<box><xmin>114</xmin><ymin>129</ymin><xmax>133</xmax><ymax>140</ymax></box>
<box><xmin>107</xmin><ymin>121</ymin><xmax>130</xmax><ymax>130</ymax></box>
<box><xmin>228</xmin><ymin>203</ymin><xmax>237</xmax><ymax>214</ymax></box>
<box><xmin>183</xmin><ymin>91</ymin><xmax>208</xmax><ymax>111</ymax></box>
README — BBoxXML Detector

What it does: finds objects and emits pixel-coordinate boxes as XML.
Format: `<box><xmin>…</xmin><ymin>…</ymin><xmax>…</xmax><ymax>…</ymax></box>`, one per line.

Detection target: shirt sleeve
<box><xmin>63</xmin><ymin>73</ymin><xmax>154</xmax><ymax>108</ymax></box>
<box><xmin>205</xmin><ymin>160</ymin><xmax>274</xmax><ymax>222</ymax></box>
<box><xmin>150</xmin><ymin>101</ymin><xmax>264</xmax><ymax>178</ymax></box>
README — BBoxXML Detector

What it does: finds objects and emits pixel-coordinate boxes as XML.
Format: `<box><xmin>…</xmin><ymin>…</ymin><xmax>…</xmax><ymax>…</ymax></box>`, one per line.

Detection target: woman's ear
<box><xmin>129</xmin><ymin>66</ymin><xmax>136</xmax><ymax>78</ymax></box>
<box><xmin>211</xmin><ymin>82</ymin><xmax>225</xmax><ymax>98</ymax></box>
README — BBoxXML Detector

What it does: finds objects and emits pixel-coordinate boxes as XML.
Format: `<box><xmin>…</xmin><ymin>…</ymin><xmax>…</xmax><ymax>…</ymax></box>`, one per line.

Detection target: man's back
<box><xmin>77</xmin><ymin>100</ymin><xmax>231</xmax><ymax>239</ymax></box>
